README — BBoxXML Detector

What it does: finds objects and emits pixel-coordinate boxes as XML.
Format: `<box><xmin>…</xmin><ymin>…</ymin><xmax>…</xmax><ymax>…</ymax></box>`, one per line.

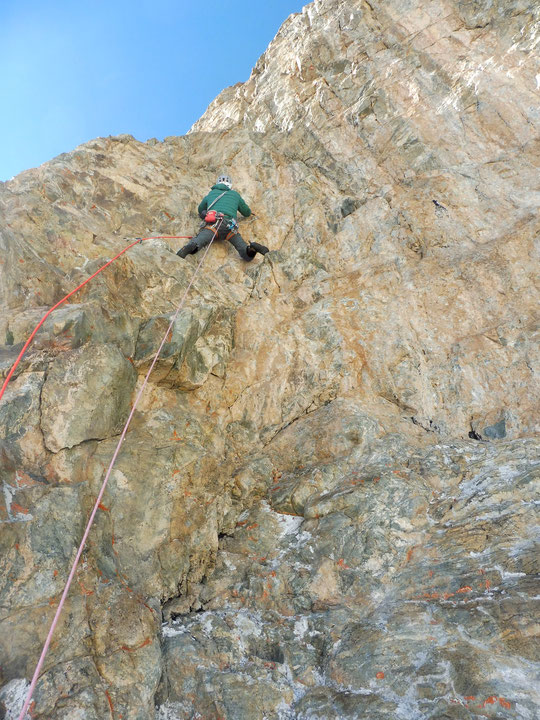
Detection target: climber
<box><xmin>177</xmin><ymin>174</ymin><xmax>269</xmax><ymax>261</ymax></box>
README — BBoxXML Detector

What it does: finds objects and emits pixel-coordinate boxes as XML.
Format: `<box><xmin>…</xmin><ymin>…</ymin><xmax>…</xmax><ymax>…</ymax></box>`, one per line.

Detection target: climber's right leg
<box><xmin>226</xmin><ymin>231</ymin><xmax>257</xmax><ymax>261</ymax></box>
<box><xmin>177</xmin><ymin>227</ymin><xmax>215</xmax><ymax>258</ymax></box>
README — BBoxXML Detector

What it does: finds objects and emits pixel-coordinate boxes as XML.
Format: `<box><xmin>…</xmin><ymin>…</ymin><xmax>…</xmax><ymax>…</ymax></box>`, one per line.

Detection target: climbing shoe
<box><xmin>248</xmin><ymin>242</ymin><xmax>269</xmax><ymax>256</ymax></box>
<box><xmin>177</xmin><ymin>245</ymin><xmax>197</xmax><ymax>258</ymax></box>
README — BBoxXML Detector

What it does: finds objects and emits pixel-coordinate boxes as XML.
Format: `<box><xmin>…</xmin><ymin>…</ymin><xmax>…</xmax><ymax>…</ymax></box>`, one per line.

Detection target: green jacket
<box><xmin>198</xmin><ymin>184</ymin><xmax>251</xmax><ymax>219</ymax></box>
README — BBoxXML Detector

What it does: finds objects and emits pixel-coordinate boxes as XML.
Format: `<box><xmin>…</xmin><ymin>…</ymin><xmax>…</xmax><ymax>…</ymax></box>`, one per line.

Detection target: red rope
<box><xmin>0</xmin><ymin>236</ymin><xmax>192</xmax><ymax>404</ymax></box>
<box><xmin>17</xmin><ymin>235</ymin><xmax>214</xmax><ymax>720</ymax></box>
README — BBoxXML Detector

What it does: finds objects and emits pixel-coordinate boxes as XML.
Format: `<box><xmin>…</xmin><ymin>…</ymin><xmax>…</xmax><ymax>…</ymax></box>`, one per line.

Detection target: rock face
<box><xmin>41</xmin><ymin>343</ymin><xmax>137</xmax><ymax>452</ymax></box>
<box><xmin>0</xmin><ymin>0</ymin><xmax>539</xmax><ymax>718</ymax></box>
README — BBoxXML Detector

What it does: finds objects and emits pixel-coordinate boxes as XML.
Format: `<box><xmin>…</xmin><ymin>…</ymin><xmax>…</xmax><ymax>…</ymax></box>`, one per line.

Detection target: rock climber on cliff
<box><xmin>177</xmin><ymin>174</ymin><xmax>269</xmax><ymax>261</ymax></box>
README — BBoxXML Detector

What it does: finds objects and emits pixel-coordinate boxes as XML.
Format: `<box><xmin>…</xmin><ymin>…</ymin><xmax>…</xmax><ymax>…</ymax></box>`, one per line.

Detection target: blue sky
<box><xmin>0</xmin><ymin>0</ymin><xmax>306</xmax><ymax>181</ymax></box>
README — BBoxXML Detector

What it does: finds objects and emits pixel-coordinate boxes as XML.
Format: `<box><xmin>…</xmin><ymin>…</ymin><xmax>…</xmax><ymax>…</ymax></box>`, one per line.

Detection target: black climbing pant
<box><xmin>177</xmin><ymin>219</ymin><xmax>254</xmax><ymax>261</ymax></box>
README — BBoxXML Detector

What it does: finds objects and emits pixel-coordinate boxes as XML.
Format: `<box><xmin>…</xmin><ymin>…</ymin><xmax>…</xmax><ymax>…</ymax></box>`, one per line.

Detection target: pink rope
<box><xmin>17</xmin><ymin>237</ymin><xmax>214</xmax><ymax>720</ymax></box>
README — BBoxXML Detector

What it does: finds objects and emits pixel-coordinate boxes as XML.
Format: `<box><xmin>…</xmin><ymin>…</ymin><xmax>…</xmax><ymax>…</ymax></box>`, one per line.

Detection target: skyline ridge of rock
<box><xmin>0</xmin><ymin>0</ymin><xmax>539</xmax><ymax>718</ymax></box>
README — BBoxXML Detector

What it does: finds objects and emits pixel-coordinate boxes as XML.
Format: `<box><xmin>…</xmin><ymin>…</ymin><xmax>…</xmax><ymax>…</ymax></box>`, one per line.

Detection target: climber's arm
<box><xmin>198</xmin><ymin>195</ymin><xmax>208</xmax><ymax>219</ymax></box>
<box><xmin>238</xmin><ymin>195</ymin><xmax>252</xmax><ymax>218</ymax></box>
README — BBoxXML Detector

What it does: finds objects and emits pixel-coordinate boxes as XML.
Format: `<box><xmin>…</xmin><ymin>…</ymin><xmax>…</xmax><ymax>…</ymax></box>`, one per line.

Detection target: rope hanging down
<box><xmin>0</xmin><ymin>236</ymin><xmax>193</xmax><ymax>404</ymax></box>
<box><xmin>17</xmin><ymin>235</ymin><xmax>212</xmax><ymax>720</ymax></box>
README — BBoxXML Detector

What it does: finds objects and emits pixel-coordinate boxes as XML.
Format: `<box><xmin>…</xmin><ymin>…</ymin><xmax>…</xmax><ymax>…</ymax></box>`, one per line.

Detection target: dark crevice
<box><xmin>410</xmin><ymin>416</ymin><xmax>440</xmax><ymax>433</ymax></box>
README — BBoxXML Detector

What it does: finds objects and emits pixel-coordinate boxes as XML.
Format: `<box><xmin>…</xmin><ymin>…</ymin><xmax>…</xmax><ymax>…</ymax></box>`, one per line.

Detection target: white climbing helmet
<box><xmin>217</xmin><ymin>174</ymin><xmax>232</xmax><ymax>188</ymax></box>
